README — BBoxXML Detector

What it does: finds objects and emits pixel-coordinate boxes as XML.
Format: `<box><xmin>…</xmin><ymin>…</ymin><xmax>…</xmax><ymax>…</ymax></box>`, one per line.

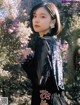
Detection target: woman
<box><xmin>19</xmin><ymin>2</ymin><xmax>65</xmax><ymax>105</ymax></box>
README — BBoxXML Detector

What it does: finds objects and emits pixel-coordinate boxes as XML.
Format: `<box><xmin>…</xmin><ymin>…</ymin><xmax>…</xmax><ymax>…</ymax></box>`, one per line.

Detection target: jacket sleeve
<box><xmin>47</xmin><ymin>38</ymin><xmax>64</xmax><ymax>91</ymax></box>
<box><xmin>37</xmin><ymin>40</ymin><xmax>51</xmax><ymax>85</ymax></box>
<box><xmin>56</xmin><ymin>44</ymin><xmax>64</xmax><ymax>90</ymax></box>
<box><xmin>21</xmin><ymin>55</ymin><xmax>34</xmax><ymax>80</ymax></box>
<box><xmin>52</xmin><ymin>41</ymin><xmax>64</xmax><ymax>91</ymax></box>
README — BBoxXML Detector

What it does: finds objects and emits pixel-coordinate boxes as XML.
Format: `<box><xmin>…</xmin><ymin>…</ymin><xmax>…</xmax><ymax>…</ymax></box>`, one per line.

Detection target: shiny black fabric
<box><xmin>73</xmin><ymin>47</ymin><xmax>80</xmax><ymax>70</ymax></box>
<box><xmin>21</xmin><ymin>33</ymin><xmax>64</xmax><ymax>105</ymax></box>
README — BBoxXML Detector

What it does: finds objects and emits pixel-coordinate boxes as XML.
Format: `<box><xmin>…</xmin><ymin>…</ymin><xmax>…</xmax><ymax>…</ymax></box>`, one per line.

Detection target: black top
<box><xmin>21</xmin><ymin>33</ymin><xmax>64</xmax><ymax>105</ymax></box>
<box><xmin>73</xmin><ymin>47</ymin><xmax>80</xmax><ymax>70</ymax></box>
<box><xmin>31</xmin><ymin>73</ymin><xmax>57</xmax><ymax>105</ymax></box>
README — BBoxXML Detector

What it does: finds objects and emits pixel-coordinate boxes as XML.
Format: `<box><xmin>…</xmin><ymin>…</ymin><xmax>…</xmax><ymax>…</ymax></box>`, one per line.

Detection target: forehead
<box><xmin>33</xmin><ymin>7</ymin><xmax>50</xmax><ymax>15</ymax></box>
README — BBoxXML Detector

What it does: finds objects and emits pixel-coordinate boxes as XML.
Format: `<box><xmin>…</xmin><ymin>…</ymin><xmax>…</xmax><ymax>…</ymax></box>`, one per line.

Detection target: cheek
<box><xmin>47</xmin><ymin>18</ymin><xmax>52</xmax><ymax>26</ymax></box>
<box><xmin>43</xmin><ymin>19</ymin><xmax>51</xmax><ymax>27</ymax></box>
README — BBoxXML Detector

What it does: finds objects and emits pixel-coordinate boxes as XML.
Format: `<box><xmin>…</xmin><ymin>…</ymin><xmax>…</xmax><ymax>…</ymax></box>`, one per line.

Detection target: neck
<box><xmin>39</xmin><ymin>30</ymin><xmax>51</xmax><ymax>37</ymax></box>
<box><xmin>39</xmin><ymin>33</ymin><xmax>44</xmax><ymax>37</ymax></box>
<box><xmin>39</xmin><ymin>32</ymin><xmax>50</xmax><ymax>37</ymax></box>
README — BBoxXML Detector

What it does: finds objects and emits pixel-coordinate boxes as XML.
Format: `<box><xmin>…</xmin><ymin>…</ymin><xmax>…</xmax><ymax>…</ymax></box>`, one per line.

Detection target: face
<box><xmin>32</xmin><ymin>7</ymin><xmax>52</xmax><ymax>36</ymax></box>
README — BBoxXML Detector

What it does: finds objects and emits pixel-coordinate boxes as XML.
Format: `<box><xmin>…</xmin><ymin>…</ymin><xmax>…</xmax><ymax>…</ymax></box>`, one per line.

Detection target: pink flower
<box><xmin>8</xmin><ymin>26</ymin><xmax>16</xmax><ymax>34</ymax></box>
<box><xmin>0</xmin><ymin>17</ymin><xmax>5</xmax><ymax>24</ymax></box>
<box><xmin>8</xmin><ymin>28</ymin><xmax>14</xmax><ymax>34</ymax></box>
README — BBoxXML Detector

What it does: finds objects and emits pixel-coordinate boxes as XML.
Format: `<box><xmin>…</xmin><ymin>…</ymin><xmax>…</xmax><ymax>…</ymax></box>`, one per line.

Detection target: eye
<box><xmin>33</xmin><ymin>14</ymin><xmax>37</xmax><ymax>18</ymax></box>
<box><xmin>41</xmin><ymin>15</ymin><xmax>46</xmax><ymax>18</ymax></box>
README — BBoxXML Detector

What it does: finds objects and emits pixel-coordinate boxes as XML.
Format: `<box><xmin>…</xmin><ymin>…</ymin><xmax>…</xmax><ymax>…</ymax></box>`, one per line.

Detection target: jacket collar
<box><xmin>38</xmin><ymin>33</ymin><xmax>57</xmax><ymax>39</ymax></box>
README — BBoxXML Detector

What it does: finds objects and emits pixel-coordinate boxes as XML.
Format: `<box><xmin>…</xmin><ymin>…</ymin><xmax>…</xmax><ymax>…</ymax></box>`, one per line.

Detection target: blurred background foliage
<box><xmin>0</xmin><ymin>0</ymin><xmax>80</xmax><ymax>105</ymax></box>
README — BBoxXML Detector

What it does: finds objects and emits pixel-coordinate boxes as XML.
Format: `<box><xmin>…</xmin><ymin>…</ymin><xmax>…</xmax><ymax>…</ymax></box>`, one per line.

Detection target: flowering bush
<box><xmin>0</xmin><ymin>1</ymin><xmax>32</xmax><ymax>104</ymax></box>
<box><xmin>57</xmin><ymin>39</ymin><xmax>69</xmax><ymax>63</ymax></box>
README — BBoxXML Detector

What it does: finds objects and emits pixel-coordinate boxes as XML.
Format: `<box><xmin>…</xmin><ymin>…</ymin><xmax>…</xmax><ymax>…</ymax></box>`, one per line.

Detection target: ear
<box><xmin>50</xmin><ymin>19</ymin><xmax>56</xmax><ymax>29</ymax></box>
<box><xmin>51</xmin><ymin>19</ymin><xmax>56</xmax><ymax>24</ymax></box>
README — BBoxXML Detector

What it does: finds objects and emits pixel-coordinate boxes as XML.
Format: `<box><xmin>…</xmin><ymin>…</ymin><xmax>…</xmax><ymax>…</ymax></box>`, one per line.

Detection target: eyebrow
<box><xmin>33</xmin><ymin>12</ymin><xmax>48</xmax><ymax>16</ymax></box>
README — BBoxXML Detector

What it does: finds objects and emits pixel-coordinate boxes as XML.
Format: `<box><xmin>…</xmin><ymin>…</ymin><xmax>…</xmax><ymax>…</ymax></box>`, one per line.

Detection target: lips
<box><xmin>34</xmin><ymin>25</ymin><xmax>40</xmax><ymax>28</ymax></box>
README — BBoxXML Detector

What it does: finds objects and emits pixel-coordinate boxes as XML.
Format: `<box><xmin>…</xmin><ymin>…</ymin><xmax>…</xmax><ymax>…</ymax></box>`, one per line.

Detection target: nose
<box><xmin>34</xmin><ymin>17</ymin><xmax>40</xmax><ymax>23</ymax></box>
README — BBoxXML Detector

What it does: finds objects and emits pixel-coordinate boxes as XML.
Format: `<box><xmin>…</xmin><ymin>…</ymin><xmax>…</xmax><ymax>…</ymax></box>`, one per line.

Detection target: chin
<box><xmin>34</xmin><ymin>30</ymin><xmax>40</xmax><ymax>33</ymax></box>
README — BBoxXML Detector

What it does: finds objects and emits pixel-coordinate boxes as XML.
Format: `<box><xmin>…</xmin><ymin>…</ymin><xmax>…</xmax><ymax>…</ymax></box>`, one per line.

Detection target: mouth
<box><xmin>34</xmin><ymin>25</ymin><xmax>40</xmax><ymax>28</ymax></box>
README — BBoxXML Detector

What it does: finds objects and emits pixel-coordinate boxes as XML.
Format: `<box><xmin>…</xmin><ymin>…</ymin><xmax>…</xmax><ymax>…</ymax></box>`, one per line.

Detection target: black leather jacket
<box><xmin>21</xmin><ymin>33</ymin><xmax>64</xmax><ymax>91</ymax></box>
